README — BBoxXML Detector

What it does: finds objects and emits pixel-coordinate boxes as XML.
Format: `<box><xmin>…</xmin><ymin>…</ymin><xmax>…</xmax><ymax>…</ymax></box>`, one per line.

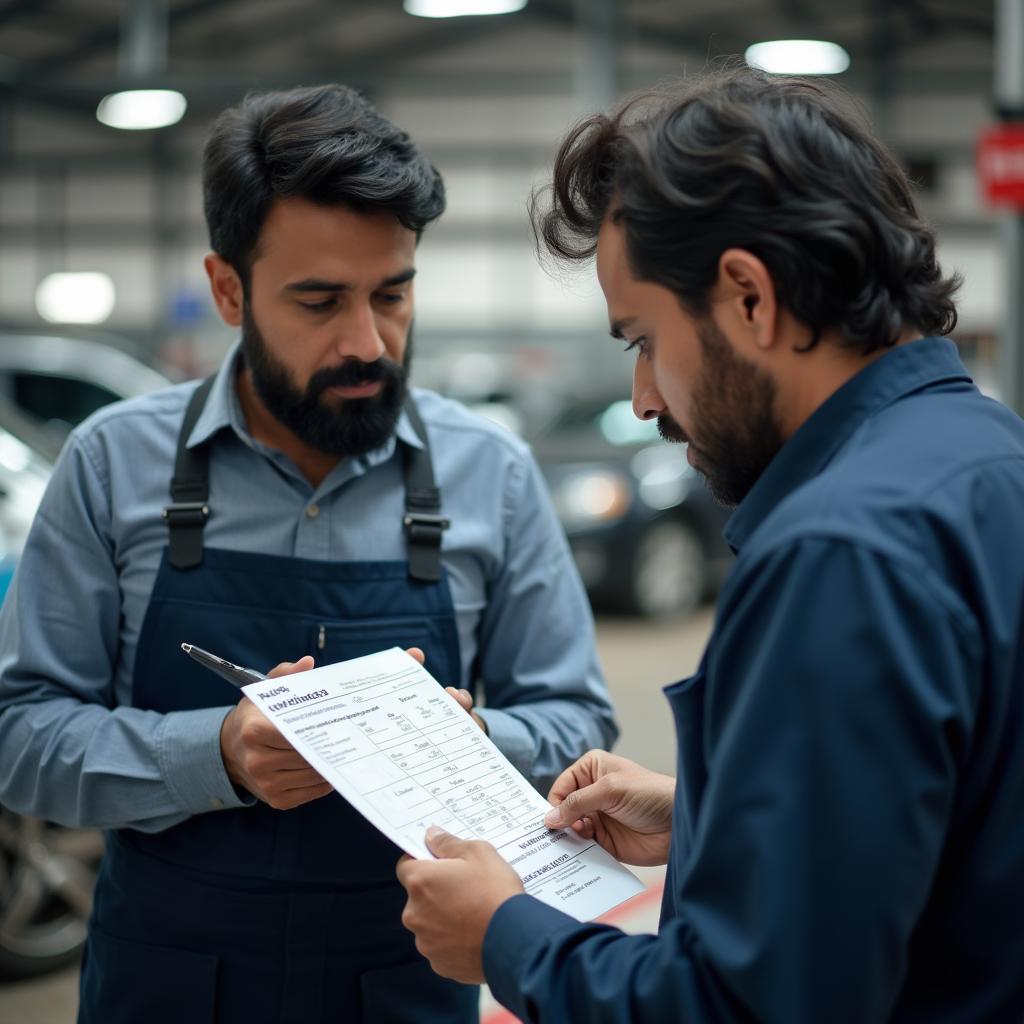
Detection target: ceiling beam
<box><xmin>7</xmin><ymin>0</ymin><xmax>245</xmax><ymax>83</ymax></box>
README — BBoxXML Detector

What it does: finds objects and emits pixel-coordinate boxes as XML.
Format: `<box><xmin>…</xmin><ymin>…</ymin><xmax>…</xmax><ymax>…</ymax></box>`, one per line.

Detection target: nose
<box><xmin>334</xmin><ymin>301</ymin><xmax>387</xmax><ymax>363</ymax></box>
<box><xmin>631</xmin><ymin>356</ymin><xmax>665</xmax><ymax>422</ymax></box>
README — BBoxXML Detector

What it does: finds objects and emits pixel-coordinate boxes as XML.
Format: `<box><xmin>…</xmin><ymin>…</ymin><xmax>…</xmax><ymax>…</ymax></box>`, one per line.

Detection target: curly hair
<box><xmin>203</xmin><ymin>84</ymin><xmax>445</xmax><ymax>286</ymax></box>
<box><xmin>531</xmin><ymin>66</ymin><xmax>959</xmax><ymax>354</ymax></box>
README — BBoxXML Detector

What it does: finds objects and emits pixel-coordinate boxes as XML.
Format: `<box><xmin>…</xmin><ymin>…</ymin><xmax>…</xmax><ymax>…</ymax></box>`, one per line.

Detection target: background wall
<box><xmin>0</xmin><ymin>0</ymin><xmax>1004</xmax><ymax>396</ymax></box>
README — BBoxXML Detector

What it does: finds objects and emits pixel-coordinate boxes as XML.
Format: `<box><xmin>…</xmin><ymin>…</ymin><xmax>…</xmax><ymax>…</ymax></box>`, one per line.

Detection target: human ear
<box><xmin>714</xmin><ymin>248</ymin><xmax>778</xmax><ymax>352</ymax></box>
<box><xmin>203</xmin><ymin>253</ymin><xmax>245</xmax><ymax>328</ymax></box>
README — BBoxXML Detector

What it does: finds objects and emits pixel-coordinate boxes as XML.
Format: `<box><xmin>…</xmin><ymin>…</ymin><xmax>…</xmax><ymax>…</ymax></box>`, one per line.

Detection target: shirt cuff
<box><xmin>475</xmin><ymin>708</ymin><xmax>536</xmax><ymax>780</ymax></box>
<box><xmin>483</xmin><ymin>893</ymin><xmax>584</xmax><ymax>1020</ymax></box>
<box><xmin>157</xmin><ymin>706</ymin><xmax>255</xmax><ymax>815</ymax></box>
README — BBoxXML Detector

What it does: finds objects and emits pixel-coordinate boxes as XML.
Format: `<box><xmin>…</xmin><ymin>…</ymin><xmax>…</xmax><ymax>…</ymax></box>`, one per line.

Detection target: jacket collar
<box><xmin>723</xmin><ymin>336</ymin><xmax>973</xmax><ymax>553</ymax></box>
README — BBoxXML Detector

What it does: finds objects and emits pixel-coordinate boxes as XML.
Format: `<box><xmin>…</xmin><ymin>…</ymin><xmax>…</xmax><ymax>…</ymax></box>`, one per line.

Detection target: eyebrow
<box><xmin>609</xmin><ymin>317</ymin><xmax>636</xmax><ymax>340</ymax></box>
<box><xmin>284</xmin><ymin>268</ymin><xmax>417</xmax><ymax>293</ymax></box>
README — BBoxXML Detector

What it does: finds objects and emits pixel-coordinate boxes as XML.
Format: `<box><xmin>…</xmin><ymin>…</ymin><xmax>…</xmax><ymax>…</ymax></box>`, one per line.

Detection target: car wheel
<box><xmin>0</xmin><ymin>808</ymin><xmax>103</xmax><ymax>978</ymax></box>
<box><xmin>628</xmin><ymin>520</ymin><xmax>706</xmax><ymax>618</ymax></box>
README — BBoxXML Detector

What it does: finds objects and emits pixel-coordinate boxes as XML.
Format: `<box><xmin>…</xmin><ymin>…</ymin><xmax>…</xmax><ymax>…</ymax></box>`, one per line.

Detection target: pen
<box><xmin>181</xmin><ymin>643</ymin><xmax>267</xmax><ymax>688</ymax></box>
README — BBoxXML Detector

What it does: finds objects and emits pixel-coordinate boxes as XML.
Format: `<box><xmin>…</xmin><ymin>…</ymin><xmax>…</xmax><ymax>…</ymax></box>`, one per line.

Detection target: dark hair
<box><xmin>203</xmin><ymin>84</ymin><xmax>446</xmax><ymax>284</ymax></box>
<box><xmin>532</xmin><ymin>66</ymin><xmax>958</xmax><ymax>353</ymax></box>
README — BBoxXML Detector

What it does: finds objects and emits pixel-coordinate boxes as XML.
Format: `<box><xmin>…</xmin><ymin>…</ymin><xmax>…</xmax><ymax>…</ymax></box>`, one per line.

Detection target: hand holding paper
<box><xmin>240</xmin><ymin>647</ymin><xmax>643</xmax><ymax>912</ymax></box>
<box><xmin>397</xmin><ymin>826</ymin><xmax>524</xmax><ymax>984</ymax></box>
<box><xmin>220</xmin><ymin>655</ymin><xmax>334</xmax><ymax>809</ymax></box>
<box><xmin>545</xmin><ymin>750</ymin><xmax>676</xmax><ymax>867</ymax></box>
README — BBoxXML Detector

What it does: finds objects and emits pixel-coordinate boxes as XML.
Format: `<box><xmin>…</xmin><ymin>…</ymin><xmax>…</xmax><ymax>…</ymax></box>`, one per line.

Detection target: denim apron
<box><xmin>79</xmin><ymin>379</ymin><xmax>479</xmax><ymax>1023</ymax></box>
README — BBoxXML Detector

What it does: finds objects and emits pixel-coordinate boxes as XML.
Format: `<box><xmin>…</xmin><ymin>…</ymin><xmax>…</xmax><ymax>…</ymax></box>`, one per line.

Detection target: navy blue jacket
<box><xmin>483</xmin><ymin>338</ymin><xmax>1024</xmax><ymax>1023</ymax></box>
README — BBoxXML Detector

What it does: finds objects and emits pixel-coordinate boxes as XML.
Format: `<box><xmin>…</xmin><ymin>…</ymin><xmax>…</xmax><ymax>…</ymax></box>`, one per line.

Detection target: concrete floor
<box><xmin>0</xmin><ymin>608</ymin><xmax>714</xmax><ymax>1023</ymax></box>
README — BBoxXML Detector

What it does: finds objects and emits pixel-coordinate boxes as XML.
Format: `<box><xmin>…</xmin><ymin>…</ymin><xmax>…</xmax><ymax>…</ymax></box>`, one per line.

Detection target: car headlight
<box><xmin>553</xmin><ymin>470</ymin><xmax>633</xmax><ymax>530</ymax></box>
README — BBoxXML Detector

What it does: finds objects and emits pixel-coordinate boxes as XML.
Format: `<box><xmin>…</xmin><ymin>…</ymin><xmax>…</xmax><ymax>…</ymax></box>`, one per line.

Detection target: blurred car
<box><xmin>530</xmin><ymin>395</ymin><xmax>733</xmax><ymax>618</ymax></box>
<box><xmin>0</xmin><ymin>331</ymin><xmax>170</xmax><ymax>447</ymax></box>
<box><xmin>0</xmin><ymin>397</ymin><xmax>105</xmax><ymax>978</ymax></box>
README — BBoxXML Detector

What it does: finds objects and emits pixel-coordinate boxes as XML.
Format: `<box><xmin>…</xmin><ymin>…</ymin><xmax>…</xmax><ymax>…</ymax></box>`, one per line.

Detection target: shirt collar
<box><xmin>185</xmin><ymin>339</ymin><xmax>424</xmax><ymax>454</ymax></box>
<box><xmin>723</xmin><ymin>336</ymin><xmax>973</xmax><ymax>553</ymax></box>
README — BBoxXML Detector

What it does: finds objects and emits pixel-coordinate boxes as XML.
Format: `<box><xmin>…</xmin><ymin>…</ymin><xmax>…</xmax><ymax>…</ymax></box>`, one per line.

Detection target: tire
<box><xmin>0</xmin><ymin>808</ymin><xmax>103</xmax><ymax>978</ymax></box>
<box><xmin>628</xmin><ymin>519</ymin><xmax>707</xmax><ymax>618</ymax></box>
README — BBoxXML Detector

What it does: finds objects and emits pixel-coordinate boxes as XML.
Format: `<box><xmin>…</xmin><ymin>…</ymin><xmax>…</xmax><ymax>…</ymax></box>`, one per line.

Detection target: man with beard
<box><xmin>397</xmin><ymin>68</ymin><xmax>1024</xmax><ymax>1023</ymax></box>
<box><xmin>0</xmin><ymin>85</ymin><xmax>616</xmax><ymax>1024</ymax></box>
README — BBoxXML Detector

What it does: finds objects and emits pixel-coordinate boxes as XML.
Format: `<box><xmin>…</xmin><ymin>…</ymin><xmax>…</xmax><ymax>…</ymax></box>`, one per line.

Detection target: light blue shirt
<box><xmin>0</xmin><ymin>344</ymin><xmax>617</xmax><ymax>832</ymax></box>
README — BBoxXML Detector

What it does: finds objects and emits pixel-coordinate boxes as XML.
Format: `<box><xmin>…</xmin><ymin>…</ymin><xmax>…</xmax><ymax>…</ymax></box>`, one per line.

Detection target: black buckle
<box><xmin>162</xmin><ymin>501</ymin><xmax>210</xmax><ymax>526</ymax></box>
<box><xmin>403</xmin><ymin>512</ymin><xmax>450</xmax><ymax>533</ymax></box>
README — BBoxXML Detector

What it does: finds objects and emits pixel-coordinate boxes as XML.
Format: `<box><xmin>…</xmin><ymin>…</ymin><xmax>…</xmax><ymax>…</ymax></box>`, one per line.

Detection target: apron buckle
<box><xmin>162</xmin><ymin>502</ymin><xmax>210</xmax><ymax>525</ymax></box>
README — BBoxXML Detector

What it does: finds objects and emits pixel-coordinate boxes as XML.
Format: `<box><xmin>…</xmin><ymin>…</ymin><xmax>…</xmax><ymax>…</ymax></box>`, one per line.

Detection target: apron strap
<box><xmin>401</xmin><ymin>398</ymin><xmax>450</xmax><ymax>583</ymax></box>
<box><xmin>164</xmin><ymin>376</ymin><xmax>216</xmax><ymax>569</ymax></box>
<box><xmin>163</xmin><ymin>379</ymin><xmax>449</xmax><ymax>580</ymax></box>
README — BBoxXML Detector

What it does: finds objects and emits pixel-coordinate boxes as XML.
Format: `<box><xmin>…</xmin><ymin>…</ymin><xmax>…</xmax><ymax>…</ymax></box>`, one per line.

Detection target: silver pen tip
<box><xmin>181</xmin><ymin>643</ymin><xmax>191</xmax><ymax>653</ymax></box>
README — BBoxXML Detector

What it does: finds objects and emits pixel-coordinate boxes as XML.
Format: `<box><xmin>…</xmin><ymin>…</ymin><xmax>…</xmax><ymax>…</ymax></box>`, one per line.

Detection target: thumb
<box><xmin>544</xmin><ymin>780</ymin><xmax>609</xmax><ymax>829</ymax></box>
<box><xmin>267</xmin><ymin>655</ymin><xmax>315</xmax><ymax>678</ymax></box>
<box><xmin>424</xmin><ymin>824</ymin><xmax>468</xmax><ymax>859</ymax></box>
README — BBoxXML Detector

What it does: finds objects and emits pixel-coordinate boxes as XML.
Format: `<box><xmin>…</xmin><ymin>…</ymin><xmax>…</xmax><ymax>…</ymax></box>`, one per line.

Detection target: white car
<box><xmin>0</xmin><ymin>331</ymin><xmax>170</xmax><ymax>446</ymax></box>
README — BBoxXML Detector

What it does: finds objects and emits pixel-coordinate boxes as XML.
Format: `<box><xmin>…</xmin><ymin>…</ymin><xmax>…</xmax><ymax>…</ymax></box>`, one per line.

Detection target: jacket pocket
<box><xmin>664</xmin><ymin>664</ymin><xmax>709</xmax><ymax>849</ymax></box>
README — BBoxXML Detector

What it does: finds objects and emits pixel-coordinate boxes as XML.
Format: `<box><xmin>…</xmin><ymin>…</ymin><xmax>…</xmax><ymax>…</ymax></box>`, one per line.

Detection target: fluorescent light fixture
<box><xmin>35</xmin><ymin>273</ymin><xmax>116</xmax><ymax>325</ymax></box>
<box><xmin>96</xmin><ymin>89</ymin><xmax>187</xmax><ymax>130</ymax></box>
<box><xmin>745</xmin><ymin>39</ymin><xmax>850</xmax><ymax>76</ymax></box>
<box><xmin>403</xmin><ymin>0</ymin><xmax>527</xmax><ymax>17</ymax></box>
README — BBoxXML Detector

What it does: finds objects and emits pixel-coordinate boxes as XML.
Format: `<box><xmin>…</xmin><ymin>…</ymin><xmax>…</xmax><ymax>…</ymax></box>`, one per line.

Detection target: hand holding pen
<box><xmin>182</xmin><ymin>644</ymin><xmax>335</xmax><ymax>811</ymax></box>
<box><xmin>183</xmin><ymin>643</ymin><xmax>486</xmax><ymax>808</ymax></box>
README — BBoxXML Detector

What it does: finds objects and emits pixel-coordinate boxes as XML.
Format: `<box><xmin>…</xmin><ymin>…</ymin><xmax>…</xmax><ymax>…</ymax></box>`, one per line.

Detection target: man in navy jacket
<box><xmin>397</xmin><ymin>67</ymin><xmax>1024</xmax><ymax>1023</ymax></box>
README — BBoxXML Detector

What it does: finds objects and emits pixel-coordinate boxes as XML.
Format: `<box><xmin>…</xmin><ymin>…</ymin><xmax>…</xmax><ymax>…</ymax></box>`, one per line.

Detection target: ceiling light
<box><xmin>35</xmin><ymin>273</ymin><xmax>116</xmax><ymax>325</ymax></box>
<box><xmin>403</xmin><ymin>0</ymin><xmax>527</xmax><ymax>17</ymax></box>
<box><xmin>96</xmin><ymin>89</ymin><xmax>187</xmax><ymax>130</ymax></box>
<box><xmin>745</xmin><ymin>40</ymin><xmax>850</xmax><ymax>76</ymax></box>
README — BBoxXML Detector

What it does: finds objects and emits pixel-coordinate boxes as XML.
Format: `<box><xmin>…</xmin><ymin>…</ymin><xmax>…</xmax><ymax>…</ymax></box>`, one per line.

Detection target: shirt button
<box><xmin>306</xmin><ymin>504</ymin><xmax>320</xmax><ymax>518</ymax></box>
<box><xmin>211</xmin><ymin>797</ymin><xmax>224</xmax><ymax>809</ymax></box>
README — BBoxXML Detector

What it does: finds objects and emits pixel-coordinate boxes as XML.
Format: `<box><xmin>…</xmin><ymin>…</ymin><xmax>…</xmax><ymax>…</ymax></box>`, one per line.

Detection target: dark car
<box><xmin>0</xmin><ymin>397</ymin><xmax>104</xmax><ymax>979</ymax></box>
<box><xmin>531</xmin><ymin>395</ymin><xmax>732</xmax><ymax>618</ymax></box>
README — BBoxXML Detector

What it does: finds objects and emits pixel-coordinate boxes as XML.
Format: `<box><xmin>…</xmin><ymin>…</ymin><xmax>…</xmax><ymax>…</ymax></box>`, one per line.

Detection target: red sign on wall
<box><xmin>978</xmin><ymin>124</ymin><xmax>1024</xmax><ymax>208</ymax></box>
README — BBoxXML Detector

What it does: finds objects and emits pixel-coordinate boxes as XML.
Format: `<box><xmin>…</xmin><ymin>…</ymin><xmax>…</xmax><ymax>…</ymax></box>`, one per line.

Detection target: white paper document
<box><xmin>241</xmin><ymin>647</ymin><xmax>644</xmax><ymax>921</ymax></box>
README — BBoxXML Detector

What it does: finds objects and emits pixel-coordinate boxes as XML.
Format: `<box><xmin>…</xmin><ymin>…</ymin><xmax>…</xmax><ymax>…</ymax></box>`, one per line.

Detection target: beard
<box><xmin>240</xmin><ymin>305</ymin><xmax>409</xmax><ymax>457</ymax></box>
<box><xmin>657</xmin><ymin>316</ymin><xmax>784</xmax><ymax>507</ymax></box>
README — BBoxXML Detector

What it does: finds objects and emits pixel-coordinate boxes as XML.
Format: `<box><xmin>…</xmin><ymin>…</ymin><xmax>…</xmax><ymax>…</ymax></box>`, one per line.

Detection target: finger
<box><xmin>395</xmin><ymin>854</ymin><xmax>418</xmax><ymax>888</ymax></box>
<box><xmin>546</xmin><ymin>754</ymin><xmax>599</xmax><ymax>810</ymax></box>
<box><xmin>266</xmin><ymin>655</ymin><xmax>316</xmax><ymax>678</ymax></box>
<box><xmin>243</xmin><ymin>734</ymin><xmax>312</xmax><ymax>765</ymax></box>
<box><xmin>406</xmin><ymin>647</ymin><xmax>425</xmax><ymax>665</ymax></box>
<box><xmin>278</xmin><ymin>782</ymin><xmax>333</xmax><ymax>806</ymax></box>
<box><xmin>424</xmin><ymin>825</ymin><xmax>470</xmax><ymax>859</ymax></box>
<box><xmin>575</xmin><ymin>816</ymin><xmax>596</xmax><ymax>840</ymax></box>
<box><xmin>245</xmin><ymin>722</ymin><xmax>300</xmax><ymax>752</ymax></box>
<box><xmin>276</xmin><ymin>767</ymin><xmax>330</xmax><ymax>790</ymax></box>
<box><xmin>544</xmin><ymin>777</ymin><xmax>613</xmax><ymax>828</ymax></box>
<box><xmin>444</xmin><ymin>686</ymin><xmax>473</xmax><ymax>711</ymax></box>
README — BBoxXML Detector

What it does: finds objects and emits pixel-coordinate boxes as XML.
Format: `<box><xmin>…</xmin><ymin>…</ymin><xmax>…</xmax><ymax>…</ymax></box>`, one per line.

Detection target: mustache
<box><xmin>657</xmin><ymin>414</ymin><xmax>688</xmax><ymax>445</ymax></box>
<box><xmin>307</xmin><ymin>357</ymin><xmax>403</xmax><ymax>398</ymax></box>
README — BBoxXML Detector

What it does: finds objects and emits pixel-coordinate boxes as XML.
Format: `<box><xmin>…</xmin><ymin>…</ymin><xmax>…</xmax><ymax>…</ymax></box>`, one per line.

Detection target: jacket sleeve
<box><xmin>0</xmin><ymin>431</ymin><xmax>248</xmax><ymax>831</ymax></box>
<box><xmin>482</xmin><ymin>536</ymin><xmax>979</xmax><ymax>1023</ymax></box>
<box><xmin>473</xmin><ymin>453</ymin><xmax>618</xmax><ymax>794</ymax></box>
